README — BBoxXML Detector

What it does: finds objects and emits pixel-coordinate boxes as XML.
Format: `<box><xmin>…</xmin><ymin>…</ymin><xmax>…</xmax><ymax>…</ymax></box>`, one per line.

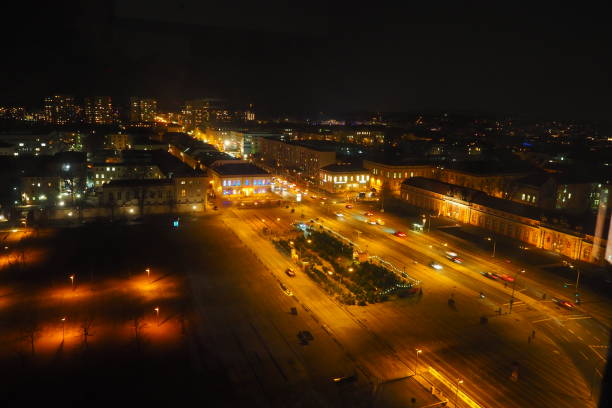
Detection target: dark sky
<box><xmin>1</xmin><ymin>1</ymin><xmax>610</xmax><ymax>120</ymax></box>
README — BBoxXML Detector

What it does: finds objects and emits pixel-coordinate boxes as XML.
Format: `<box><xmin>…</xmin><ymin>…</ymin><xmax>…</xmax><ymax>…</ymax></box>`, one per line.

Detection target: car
<box><xmin>285</xmin><ymin>268</ymin><xmax>296</xmax><ymax>277</ymax></box>
<box><xmin>345</xmin><ymin>204</ymin><xmax>353</xmax><ymax>209</ymax></box>
<box><xmin>366</xmin><ymin>219</ymin><xmax>377</xmax><ymax>225</ymax></box>
<box><xmin>393</xmin><ymin>231</ymin><xmax>407</xmax><ymax>237</ymax></box>
<box><xmin>364</xmin><ymin>211</ymin><xmax>374</xmax><ymax>217</ymax></box>
<box><xmin>332</xmin><ymin>374</ymin><xmax>357</xmax><ymax>384</ymax></box>
<box><xmin>499</xmin><ymin>274</ymin><xmax>514</xmax><ymax>283</ymax></box>
<box><xmin>481</xmin><ymin>272</ymin><xmax>499</xmax><ymax>280</ymax></box>
<box><xmin>429</xmin><ymin>262</ymin><xmax>443</xmax><ymax>270</ymax></box>
<box><xmin>335</xmin><ymin>212</ymin><xmax>344</xmax><ymax>217</ymax></box>
<box><xmin>445</xmin><ymin>252</ymin><xmax>462</xmax><ymax>263</ymax></box>
<box><xmin>213</xmin><ymin>205</ymin><xmax>218</xmax><ymax>211</ymax></box>
<box><xmin>376</xmin><ymin>219</ymin><xmax>385</xmax><ymax>225</ymax></box>
<box><xmin>299</xmin><ymin>330</ymin><xmax>314</xmax><ymax>341</ymax></box>
<box><xmin>280</xmin><ymin>282</ymin><xmax>293</xmax><ymax>296</ymax></box>
<box><xmin>553</xmin><ymin>298</ymin><xmax>575</xmax><ymax>309</ymax></box>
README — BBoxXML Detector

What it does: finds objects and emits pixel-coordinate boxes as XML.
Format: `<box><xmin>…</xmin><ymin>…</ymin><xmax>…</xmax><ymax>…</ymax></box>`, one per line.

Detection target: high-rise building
<box><xmin>84</xmin><ymin>96</ymin><xmax>114</xmax><ymax>125</ymax></box>
<box><xmin>182</xmin><ymin>99</ymin><xmax>231</xmax><ymax>128</ymax></box>
<box><xmin>130</xmin><ymin>97</ymin><xmax>157</xmax><ymax>123</ymax></box>
<box><xmin>43</xmin><ymin>95</ymin><xmax>77</xmax><ymax>125</ymax></box>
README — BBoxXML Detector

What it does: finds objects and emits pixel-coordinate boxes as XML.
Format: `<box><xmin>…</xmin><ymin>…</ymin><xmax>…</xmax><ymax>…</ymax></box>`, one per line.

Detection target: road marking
<box><xmin>577</xmin><ymin>336</ymin><xmax>583</xmax><ymax>341</ymax></box>
<box><xmin>532</xmin><ymin>318</ymin><xmax>553</xmax><ymax>324</ymax></box>
<box><xmin>596</xmin><ymin>368</ymin><xmax>602</xmax><ymax>377</ymax></box>
<box><xmin>589</xmin><ymin>345</ymin><xmax>609</xmax><ymax>361</ymax></box>
<box><xmin>566</xmin><ymin>316</ymin><xmax>592</xmax><ymax>321</ymax></box>
<box><xmin>427</xmin><ymin>367</ymin><xmax>483</xmax><ymax>408</ymax></box>
<box><xmin>579</xmin><ymin>351</ymin><xmax>589</xmax><ymax>360</ymax></box>
<box><xmin>568</xmin><ymin>329</ymin><xmax>575</xmax><ymax>335</ymax></box>
<box><xmin>560</xmin><ymin>335</ymin><xmax>569</xmax><ymax>342</ymax></box>
<box><xmin>594</xmin><ymin>336</ymin><xmax>600</xmax><ymax>342</ymax></box>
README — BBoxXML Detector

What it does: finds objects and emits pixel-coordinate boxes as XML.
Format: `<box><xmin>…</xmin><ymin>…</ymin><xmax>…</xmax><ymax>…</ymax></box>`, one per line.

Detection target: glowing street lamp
<box><xmin>455</xmin><ymin>379</ymin><xmax>464</xmax><ymax>407</ymax></box>
<box><xmin>69</xmin><ymin>275</ymin><xmax>75</xmax><ymax>291</ymax></box>
<box><xmin>145</xmin><ymin>267</ymin><xmax>151</xmax><ymax>282</ymax></box>
<box><xmin>485</xmin><ymin>236</ymin><xmax>496</xmax><ymax>257</ymax></box>
<box><xmin>61</xmin><ymin>317</ymin><xmax>66</xmax><ymax>342</ymax></box>
<box><xmin>415</xmin><ymin>348</ymin><xmax>422</xmax><ymax>374</ymax></box>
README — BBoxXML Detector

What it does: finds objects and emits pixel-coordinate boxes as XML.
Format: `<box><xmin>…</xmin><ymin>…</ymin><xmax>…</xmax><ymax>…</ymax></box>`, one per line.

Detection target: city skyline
<box><xmin>0</xmin><ymin>2</ymin><xmax>610</xmax><ymax>121</ymax></box>
<box><xmin>0</xmin><ymin>3</ymin><xmax>610</xmax><ymax>408</ymax></box>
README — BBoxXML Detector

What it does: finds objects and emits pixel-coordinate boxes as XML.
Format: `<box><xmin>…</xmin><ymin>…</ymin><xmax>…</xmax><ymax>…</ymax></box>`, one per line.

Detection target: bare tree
<box><xmin>132</xmin><ymin>314</ymin><xmax>146</xmax><ymax>351</ymax></box>
<box><xmin>21</xmin><ymin>316</ymin><xmax>41</xmax><ymax>356</ymax></box>
<box><xmin>81</xmin><ymin>317</ymin><xmax>94</xmax><ymax>350</ymax></box>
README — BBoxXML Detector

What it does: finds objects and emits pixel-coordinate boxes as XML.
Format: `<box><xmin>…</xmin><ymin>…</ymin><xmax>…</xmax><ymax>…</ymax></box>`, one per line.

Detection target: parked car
<box><xmin>332</xmin><ymin>374</ymin><xmax>357</xmax><ymax>384</ymax></box>
<box><xmin>393</xmin><ymin>231</ymin><xmax>407</xmax><ymax>237</ymax></box>
<box><xmin>285</xmin><ymin>268</ymin><xmax>296</xmax><ymax>277</ymax></box>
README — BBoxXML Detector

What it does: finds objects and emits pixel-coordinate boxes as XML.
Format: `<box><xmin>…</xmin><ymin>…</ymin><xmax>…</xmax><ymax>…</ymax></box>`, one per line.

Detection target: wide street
<box><xmin>1</xmin><ymin>191</ymin><xmax>608</xmax><ymax>407</ymax></box>
<box><xmin>212</xmin><ymin>185</ymin><xmax>610</xmax><ymax>408</ymax></box>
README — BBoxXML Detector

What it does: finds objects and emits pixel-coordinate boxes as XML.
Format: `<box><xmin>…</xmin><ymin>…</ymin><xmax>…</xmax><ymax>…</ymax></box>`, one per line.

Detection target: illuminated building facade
<box><xmin>130</xmin><ymin>97</ymin><xmax>157</xmax><ymax>123</ymax></box>
<box><xmin>84</xmin><ymin>96</ymin><xmax>114</xmax><ymax>125</ymax></box>
<box><xmin>258</xmin><ymin>137</ymin><xmax>336</xmax><ymax>177</ymax></box>
<box><xmin>363</xmin><ymin>159</ymin><xmax>435</xmax><ymax>195</ymax></box>
<box><xmin>319</xmin><ymin>163</ymin><xmax>371</xmax><ymax>194</ymax></box>
<box><xmin>43</xmin><ymin>95</ymin><xmax>76</xmax><ymax>125</ymax></box>
<box><xmin>401</xmin><ymin>177</ymin><xmax>605</xmax><ymax>264</ymax></box>
<box><xmin>209</xmin><ymin>161</ymin><xmax>272</xmax><ymax>199</ymax></box>
<box><xmin>182</xmin><ymin>99</ymin><xmax>231</xmax><ymax>128</ymax></box>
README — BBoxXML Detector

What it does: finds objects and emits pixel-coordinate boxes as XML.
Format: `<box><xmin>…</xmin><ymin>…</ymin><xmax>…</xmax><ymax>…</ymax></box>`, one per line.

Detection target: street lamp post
<box><xmin>414</xmin><ymin>348</ymin><xmax>422</xmax><ymax>375</ymax></box>
<box><xmin>69</xmin><ymin>275</ymin><xmax>75</xmax><ymax>291</ymax></box>
<box><xmin>509</xmin><ymin>269</ymin><xmax>525</xmax><ymax>314</ymax></box>
<box><xmin>154</xmin><ymin>307</ymin><xmax>160</xmax><ymax>326</ymax></box>
<box><xmin>486</xmin><ymin>237</ymin><xmax>496</xmax><ymax>257</ymax></box>
<box><xmin>61</xmin><ymin>317</ymin><xmax>66</xmax><ymax>343</ymax></box>
<box><xmin>145</xmin><ymin>267</ymin><xmax>151</xmax><ymax>282</ymax></box>
<box><xmin>455</xmin><ymin>379</ymin><xmax>463</xmax><ymax>407</ymax></box>
<box><xmin>573</xmin><ymin>267</ymin><xmax>581</xmax><ymax>303</ymax></box>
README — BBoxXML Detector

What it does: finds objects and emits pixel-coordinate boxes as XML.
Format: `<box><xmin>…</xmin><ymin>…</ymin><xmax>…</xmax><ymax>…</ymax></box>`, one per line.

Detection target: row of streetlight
<box><xmin>67</xmin><ymin>266</ymin><xmax>156</xmax><ymax>291</ymax></box>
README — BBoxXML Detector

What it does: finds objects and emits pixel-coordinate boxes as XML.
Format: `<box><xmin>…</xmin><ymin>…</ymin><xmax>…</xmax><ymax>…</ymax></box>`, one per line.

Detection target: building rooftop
<box><xmin>151</xmin><ymin>150</ymin><xmax>206</xmax><ymax>178</ymax></box>
<box><xmin>321</xmin><ymin>163</ymin><xmax>368</xmax><ymax>173</ymax></box>
<box><xmin>446</xmin><ymin>160</ymin><xmax>533</xmax><ymax>175</ymax></box>
<box><xmin>212</xmin><ymin>162</ymin><xmax>270</xmax><ymax>176</ymax></box>
<box><xmin>105</xmin><ymin>178</ymin><xmax>173</xmax><ymax>188</ymax></box>
<box><xmin>196</xmin><ymin>151</ymin><xmax>236</xmax><ymax>168</ymax></box>
<box><xmin>286</xmin><ymin>140</ymin><xmax>340</xmax><ymax>152</ymax></box>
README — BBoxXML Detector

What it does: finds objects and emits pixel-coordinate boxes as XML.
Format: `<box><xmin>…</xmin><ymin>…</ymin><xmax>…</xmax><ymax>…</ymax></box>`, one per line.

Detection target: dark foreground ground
<box><xmin>1</xmin><ymin>216</ymin><xmax>235</xmax><ymax>407</ymax></box>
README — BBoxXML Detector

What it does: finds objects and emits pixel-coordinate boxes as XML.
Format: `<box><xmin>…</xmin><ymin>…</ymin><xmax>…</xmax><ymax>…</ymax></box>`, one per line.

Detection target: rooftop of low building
<box><xmin>211</xmin><ymin>162</ymin><xmax>270</xmax><ymax>176</ymax></box>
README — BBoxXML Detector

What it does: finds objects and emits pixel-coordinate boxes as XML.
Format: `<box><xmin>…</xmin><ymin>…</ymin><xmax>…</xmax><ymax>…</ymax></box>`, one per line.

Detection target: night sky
<box><xmin>1</xmin><ymin>1</ymin><xmax>610</xmax><ymax>120</ymax></box>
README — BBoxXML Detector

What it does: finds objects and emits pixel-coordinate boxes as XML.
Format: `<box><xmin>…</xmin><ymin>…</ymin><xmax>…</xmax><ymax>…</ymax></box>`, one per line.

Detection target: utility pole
<box><xmin>509</xmin><ymin>269</ymin><xmax>525</xmax><ymax>314</ymax></box>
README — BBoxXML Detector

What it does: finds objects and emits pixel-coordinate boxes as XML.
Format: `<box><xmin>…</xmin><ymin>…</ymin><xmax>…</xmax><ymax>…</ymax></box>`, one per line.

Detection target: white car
<box><xmin>335</xmin><ymin>212</ymin><xmax>344</xmax><ymax>217</ymax></box>
<box><xmin>429</xmin><ymin>262</ymin><xmax>443</xmax><ymax>270</ymax></box>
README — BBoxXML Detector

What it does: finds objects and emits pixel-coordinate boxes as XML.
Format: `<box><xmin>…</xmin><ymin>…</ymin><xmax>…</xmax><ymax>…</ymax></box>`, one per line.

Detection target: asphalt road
<box><xmin>218</xmin><ymin>192</ymin><xmax>609</xmax><ymax>408</ymax></box>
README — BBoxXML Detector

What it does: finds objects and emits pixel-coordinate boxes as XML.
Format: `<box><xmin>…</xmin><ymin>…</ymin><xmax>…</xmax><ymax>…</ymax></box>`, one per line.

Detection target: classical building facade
<box><xmin>400</xmin><ymin>177</ymin><xmax>606</xmax><ymax>264</ymax></box>
<box><xmin>319</xmin><ymin>163</ymin><xmax>371</xmax><ymax>194</ymax></box>
<box><xmin>363</xmin><ymin>159</ymin><xmax>435</xmax><ymax>195</ymax></box>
